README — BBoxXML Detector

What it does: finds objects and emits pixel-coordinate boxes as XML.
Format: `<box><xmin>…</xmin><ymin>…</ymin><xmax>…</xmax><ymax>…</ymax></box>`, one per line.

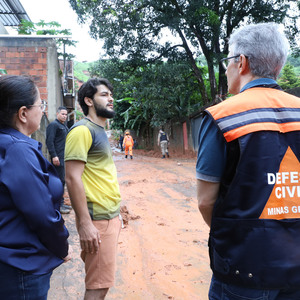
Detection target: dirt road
<box><xmin>48</xmin><ymin>149</ymin><xmax>211</xmax><ymax>300</ymax></box>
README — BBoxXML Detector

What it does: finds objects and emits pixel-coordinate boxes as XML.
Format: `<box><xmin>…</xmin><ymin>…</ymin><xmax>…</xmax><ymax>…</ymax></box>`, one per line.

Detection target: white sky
<box><xmin>17</xmin><ymin>0</ymin><xmax>104</xmax><ymax>62</ymax></box>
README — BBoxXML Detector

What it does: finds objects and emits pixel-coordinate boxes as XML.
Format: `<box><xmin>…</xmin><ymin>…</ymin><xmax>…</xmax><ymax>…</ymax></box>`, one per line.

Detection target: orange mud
<box><xmin>48</xmin><ymin>146</ymin><xmax>211</xmax><ymax>300</ymax></box>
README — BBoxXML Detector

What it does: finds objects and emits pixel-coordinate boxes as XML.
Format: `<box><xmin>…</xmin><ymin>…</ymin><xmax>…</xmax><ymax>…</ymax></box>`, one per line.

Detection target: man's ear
<box><xmin>238</xmin><ymin>54</ymin><xmax>250</xmax><ymax>75</ymax></box>
<box><xmin>84</xmin><ymin>97</ymin><xmax>93</xmax><ymax>107</ymax></box>
<box><xmin>17</xmin><ymin>106</ymin><xmax>28</xmax><ymax>124</ymax></box>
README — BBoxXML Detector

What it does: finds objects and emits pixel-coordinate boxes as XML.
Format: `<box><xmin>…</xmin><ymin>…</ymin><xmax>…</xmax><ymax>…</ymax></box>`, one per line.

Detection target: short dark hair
<box><xmin>57</xmin><ymin>106</ymin><xmax>67</xmax><ymax>112</ymax></box>
<box><xmin>0</xmin><ymin>75</ymin><xmax>38</xmax><ymax>128</ymax></box>
<box><xmin>77</xmin><ymin>78</ymin><xmax>113</xmax><ymax>116</ymax></box>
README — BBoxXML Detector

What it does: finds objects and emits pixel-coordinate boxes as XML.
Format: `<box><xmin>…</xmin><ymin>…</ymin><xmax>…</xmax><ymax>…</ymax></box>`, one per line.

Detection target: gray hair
<box><xmin>229</xmin><ymin>22</ymin><xmax>290</xmax><ymax>79</ymax></box>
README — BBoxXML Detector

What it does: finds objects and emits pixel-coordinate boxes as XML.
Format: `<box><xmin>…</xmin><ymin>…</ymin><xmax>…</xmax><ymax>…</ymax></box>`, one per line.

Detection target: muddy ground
<box><xmin>48</xmin><ymin>147</ymin><xmax>211</xmax><ymax>300</ymax></box>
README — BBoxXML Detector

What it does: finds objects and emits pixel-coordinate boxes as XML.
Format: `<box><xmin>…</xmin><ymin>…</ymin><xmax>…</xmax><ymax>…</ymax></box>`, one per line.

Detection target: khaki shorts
<box><xmin>81</xmin><ymin>215</ymin><xmax>122</xmax><ymax>289</ymax></box>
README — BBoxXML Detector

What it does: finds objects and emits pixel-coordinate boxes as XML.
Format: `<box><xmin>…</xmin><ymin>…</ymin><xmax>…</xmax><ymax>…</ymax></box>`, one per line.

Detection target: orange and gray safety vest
<box><xmin>206</xmin><ymin>87</ymin><xmax>300</xmax><ymax>289</ymax></box>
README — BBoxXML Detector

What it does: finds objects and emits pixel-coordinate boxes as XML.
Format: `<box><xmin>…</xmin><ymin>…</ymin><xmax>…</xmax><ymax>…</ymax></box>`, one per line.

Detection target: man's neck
<box><xmin>239</xmin><ymin>75</ymin><xmax>261</xmax><ymax>91</ymax></box>
<box><xmin>86</xmin><ymin>112</ymin><xmax>107</xmax><ymax>127</ymax></box>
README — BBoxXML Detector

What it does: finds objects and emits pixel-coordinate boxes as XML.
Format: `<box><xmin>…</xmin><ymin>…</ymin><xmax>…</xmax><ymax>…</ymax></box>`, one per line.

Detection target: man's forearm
<box><xmin>46</xmin><ymin>125</ymin><xmax>58</xmax><ymax>157</ymax></box>
<box><xmin>65</xmin><ymin>160</ymin><xmax>101</xmax><ymax>253</ymax></box>
<box><xmin>197</xmin><ymin>179</ymin><xmax>220</xmax><ymax>228</ymax></box>
<box><xmin>46</xmin><ymin>139</ymin><xmax>57</xmax><ymax>158</ymax></box>
<box><xmin>66</xmin><ymin>177</ymin><xmax>90</xmax><ymax>224</ymax></box>
<box><xmin>65</xmin><ymin>161</ymin><xmax>91</xmax><ymax>225</ymax></box>
<box><xmin>198</xmin><ymin>204</ymin><xmax>214</xmax><ymax>227</ymax></box>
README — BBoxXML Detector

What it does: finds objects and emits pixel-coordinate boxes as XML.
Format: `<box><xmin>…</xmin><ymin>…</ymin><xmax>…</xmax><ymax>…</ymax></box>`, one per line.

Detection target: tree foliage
<box><xmin>74</xmin><ymin>61</ymin><xmax>93</xmax><ymax>82</ymax></box>
<box><xmin>69</xmin><ymin>0</ymin><xmax>299</xmax><ymax>104</ymax></box>
<box><xmin>17</xmin><ymin>20</ymin><xmax>77</xmax><ymax>60</ymax></box>
<box><xmin>278</xmin><ymin>63</ymin><xmax>300</xmax><ymax>90</ymax></box>
<box><xmin>89</xmin><ymin>59</ymin><xmax>204</xmax><ymax>133</ymax></box>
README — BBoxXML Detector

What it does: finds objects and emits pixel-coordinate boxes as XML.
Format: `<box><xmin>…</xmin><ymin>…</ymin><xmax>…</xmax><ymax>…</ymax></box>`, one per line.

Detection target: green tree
<box><xmin>74</xmin><ymin>61</ymin><xmax>92</xmax><ymax>82</ymax></box>
<box><xmin>89</xmin><ymin>59</ymin><xmax>203</xmax><ymax>133</ymax></box>
<box><xmin>287</xmin><ymin>55</ymin><xmax>300</xmax><ymax>76</ymax></box>
<box><xmin>17</xmin><ymin>19</ymin><xmax>77</xmax><ymax>60</ymax></box>
<box><xmin>278</xmin><ymin>63</ymin><xmax>300</xmax><ymax>90</ymax></box>
<box><xmin>69</xmin><ymin>0</ymin><xmax>299</xmax><ymax>104</ymax></box>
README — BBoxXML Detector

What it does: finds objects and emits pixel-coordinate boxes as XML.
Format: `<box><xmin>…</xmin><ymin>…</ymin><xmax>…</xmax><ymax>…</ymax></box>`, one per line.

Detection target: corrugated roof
<box><xmin>0</xmin><ymin>0</ymin><xmax>31</xmax><ymax>26</ymax></box>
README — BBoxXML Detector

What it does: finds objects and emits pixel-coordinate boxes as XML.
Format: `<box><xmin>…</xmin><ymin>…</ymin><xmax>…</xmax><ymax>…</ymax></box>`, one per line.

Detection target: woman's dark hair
<box><xmin>77</xmin><ymin>78</ymin><xmax>113</xmax><ymax>116</ymax></box>
<box><xmin>0</xmin><ymin>75</ymin><xmax>38</xmax><ymax>128</ymax></box>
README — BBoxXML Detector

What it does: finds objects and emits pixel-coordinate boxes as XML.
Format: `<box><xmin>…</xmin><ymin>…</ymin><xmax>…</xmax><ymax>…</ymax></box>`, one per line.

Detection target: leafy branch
<box><xmin>17</xmin><ymin>19</ymin><xmax>77</xmax><ymax>60</ymax></box>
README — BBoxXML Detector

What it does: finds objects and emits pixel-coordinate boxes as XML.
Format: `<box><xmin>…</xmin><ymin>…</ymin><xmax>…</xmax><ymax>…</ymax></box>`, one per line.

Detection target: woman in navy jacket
<box><xmin>0</xmin><ymin>75</ymin><xmax>70</xmax><ymax>299</ymax></box>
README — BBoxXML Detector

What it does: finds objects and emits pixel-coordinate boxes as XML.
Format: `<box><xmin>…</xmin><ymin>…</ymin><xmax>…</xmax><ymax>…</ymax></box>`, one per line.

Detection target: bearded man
<box><xmin>65</xmin><ymin>78</ymin><xmax>122</xmax><ymax>300</ymax></box>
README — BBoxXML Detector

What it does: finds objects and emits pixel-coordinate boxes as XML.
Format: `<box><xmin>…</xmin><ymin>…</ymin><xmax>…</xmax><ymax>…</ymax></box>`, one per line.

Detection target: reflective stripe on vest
<box><xmin>207</xmin><ymin>88</ymin><xmax>300</xmax><ymax>142</ymax></box>
<box><xmin>206</xmin><ymin>87</ymin><xmax>300</xmax><ymax>288</ymax></box>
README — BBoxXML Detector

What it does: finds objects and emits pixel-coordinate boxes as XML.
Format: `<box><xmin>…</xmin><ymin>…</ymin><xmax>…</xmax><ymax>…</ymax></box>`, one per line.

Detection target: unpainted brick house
<box><xmin>0</xmin><ymin>0</ymin><xmax>75</xmax><ymax>157</ymax></box>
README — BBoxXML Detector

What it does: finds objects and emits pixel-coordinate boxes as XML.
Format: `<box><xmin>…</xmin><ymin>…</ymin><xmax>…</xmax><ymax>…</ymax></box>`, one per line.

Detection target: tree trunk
<box><xmin>176</xmin><ymin>28</ymin><xmax>208</xmax><ymax>103</ymax></box>
<box><xmin>218</xmin><ymin>67</ymin><xmax>228</xmax><ymax>101</ymax></box>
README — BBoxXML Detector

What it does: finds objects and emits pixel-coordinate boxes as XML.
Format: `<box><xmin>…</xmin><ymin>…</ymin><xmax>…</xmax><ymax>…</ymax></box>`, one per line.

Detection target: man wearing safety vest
<box><xmin>123</xmin><ymin>130</ymin><xmax>134</xmax><ymax>159</ymax></box>
<box><xmin>157</xmin><ymin>127</ymin><xmax>169</xmax><ymax>158</ymax></box>
<box><xmin>197</xmin><ymin>23</ymin><xmax>300</xmax><ymax>299</ymax></box>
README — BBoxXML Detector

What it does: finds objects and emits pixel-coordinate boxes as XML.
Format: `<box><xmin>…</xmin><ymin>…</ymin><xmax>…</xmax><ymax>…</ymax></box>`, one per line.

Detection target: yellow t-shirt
<box><xmin>65</xmin><ymin>118</ymin><xmax>121</xmax><ymax>220</ymax></box>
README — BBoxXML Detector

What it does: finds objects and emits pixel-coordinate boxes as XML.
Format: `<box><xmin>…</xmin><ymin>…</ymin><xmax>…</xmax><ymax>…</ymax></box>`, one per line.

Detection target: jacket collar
<box><xmin>0</xmin><ymin>127</ymin><xmax>42</xmax><ymax>150</ymax></box>
<box><xmin>240</xmin><ymin>78</ymin><xmax>281</xmax><ymax>93</ymax></box>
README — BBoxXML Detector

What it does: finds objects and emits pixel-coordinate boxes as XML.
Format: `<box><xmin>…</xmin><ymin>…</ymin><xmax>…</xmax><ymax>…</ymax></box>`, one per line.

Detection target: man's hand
<box><xmin>78</xmin><ymin>222</ymin><xmax>101</xmax><ymax>254</ymax></box>
<box><xmin>52</xmin><ymin>156</ymin><xmax>60</xmax><ymax>166</ymax></box>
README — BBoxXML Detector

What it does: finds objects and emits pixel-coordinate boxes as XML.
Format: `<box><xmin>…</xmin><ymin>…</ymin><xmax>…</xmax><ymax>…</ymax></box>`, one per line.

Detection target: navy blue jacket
<box><xmin>46</xmin><ymin>119</ymin><xmax>68</xmax><ymax>159</ymax></box>
<box><xmin>0</xmin><ymin>128</ymin><xmax>69</xmax><ymax>274</ymax></box>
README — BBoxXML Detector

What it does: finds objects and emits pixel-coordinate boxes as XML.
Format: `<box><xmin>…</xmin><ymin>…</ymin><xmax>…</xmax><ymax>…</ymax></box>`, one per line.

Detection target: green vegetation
<box><xmin>73</xmin><ymin>61</ymin><xmax>93</xmax><ymax>82</ymax></box>
<box><xmin>88</xmin><ymin>59</ymin><xmax>204</xmax><ymax>134</ymax></box>
<box><xmin>17</xmin><ymin>20</ymin><xmax>77</xmax><ymax>61</ymax></box>
<box><xmin>69</xmin><ymin>0</ymin><xmax>300</xmax><ymax>140</ymax></box>
<box><xmin>72</xmin><ymin>55</ymin><xmax>300</xmax><ymax>137</ymax></box>
<box><xmin>69</xmin><ymin>0</ymin><xmax>299</xmax><ymax>105</ymax></box>
<box><xmin>75</xmin><ymin>110</ymin><xmax>84</xmax><ymax>120</ymax></box>
<box><xmin>287</xmin><ymin>56</ymin><xmax>300</xmax><ymax>76</ymax></box>
<box><xmin>278</xmin><ymin>63</ymin><xmax>300</xmax><ymax>90</ymax></box>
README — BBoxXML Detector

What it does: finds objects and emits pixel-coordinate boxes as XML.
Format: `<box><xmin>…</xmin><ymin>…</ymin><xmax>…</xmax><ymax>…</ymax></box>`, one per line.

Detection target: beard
<box><xmin>94</xmin><ymin>102</ymin><xmax>116</xmax><ymax>119</ymax></box>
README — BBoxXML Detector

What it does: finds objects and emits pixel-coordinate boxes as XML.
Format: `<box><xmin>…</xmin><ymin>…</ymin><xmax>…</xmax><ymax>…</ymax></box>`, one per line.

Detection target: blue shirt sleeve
<box><xmin>1</xmin><ymin>142</ymin><xmax>69</xmax><ymax>259</ymax></box>
<box><xmin>196</xmin><ymin>114</ymin><xmax>227</xmax><ymax>182</ymax></box>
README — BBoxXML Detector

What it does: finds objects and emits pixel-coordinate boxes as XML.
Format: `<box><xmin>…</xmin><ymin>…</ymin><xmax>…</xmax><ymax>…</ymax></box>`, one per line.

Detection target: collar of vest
<box><xmin>206</xmin><ymin>87</ymin><xmax>300</xmax><ymax>142</ymax></box>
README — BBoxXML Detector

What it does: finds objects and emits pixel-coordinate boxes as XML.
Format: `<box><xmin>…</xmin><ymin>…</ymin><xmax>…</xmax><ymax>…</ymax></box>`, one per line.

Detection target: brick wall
<box><xmin>0</xmin><ymin>37</ymin><xmax>64</xmax><ymax>153</ymax></box>
<box><xmin>0</xmin><ymin>45</ymin><xmax>49</xmax><ymax>109</ymax></box>
<box><xmin>0</xmin><ymin>37</ymin><xmax>64</xmax><ymax>122</ymax></box>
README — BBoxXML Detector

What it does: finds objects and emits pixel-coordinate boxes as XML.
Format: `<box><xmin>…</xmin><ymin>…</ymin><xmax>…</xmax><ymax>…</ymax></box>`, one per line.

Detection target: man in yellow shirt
<box><xmin>65</xmin><ymin>78</ymin><xmax>122</xmax><ymax>300</ymax></box>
